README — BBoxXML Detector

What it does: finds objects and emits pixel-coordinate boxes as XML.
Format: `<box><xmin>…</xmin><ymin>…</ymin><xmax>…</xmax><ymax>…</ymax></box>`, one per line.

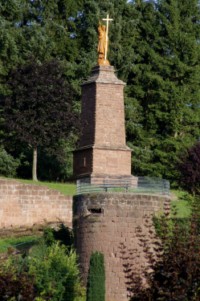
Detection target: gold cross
<box><xmin>102</xmin><ymin>14</ymin><xmax>113</xmax><ymax>61</ymax></box>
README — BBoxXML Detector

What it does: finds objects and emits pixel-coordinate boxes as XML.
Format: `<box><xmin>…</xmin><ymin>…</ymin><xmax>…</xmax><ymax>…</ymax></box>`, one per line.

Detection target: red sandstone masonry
<box><xmin>73</xmin><ymin>65</ymin><xmax>132</xmax><ymax>179</ymax></box>
<box><xmin>73</xmin><ymin>193</ymin><xmax>171</xmax><ymax>301</ymax></box>
<box><xmin>0</xmin><ymin>178</ymin><xmax>72</xmax><ymax>229</ymax></box>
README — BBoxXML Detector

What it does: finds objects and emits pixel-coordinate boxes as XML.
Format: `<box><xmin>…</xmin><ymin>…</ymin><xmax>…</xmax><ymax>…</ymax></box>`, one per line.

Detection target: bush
<box><xmin>0</xmin><ymin>238</ymin><xmax>85</xmax><ymax>301</ymax></box>
<box><xmin>86</xmin><ymin>252</ymin><xmax>105</xmax><ymax>301</ymax></box>
<box><xmin>178</xmin><ymin>142</ymin><xmax>200</xmax><ymax>195</ymax></box>
<box><xmin>0</xmin><ymin>256</ymin><xmax>36</xmax><ymax>300</ymax></box>
<box><xmin>126</xmin><ymin>197</ymin><xmax>200</xmax><ymax>301</ymax></box>
<box><xmin>0</xmin><ymin>147</ymin><xmax>19</xmax><ymax>177</ymax></box>
<box><xmin>0</xmin><ymin>270</ymin><xmax>36</xmax><ymax>300</ymax></box>
<box><xmin>43</xmin><ymin>224</ymin><xmax>74</xmax><ymax>248</ymax></box>
<box><xmin>29</xmin><ymin>241</ymin><xmax>85</xmax><ymax>301</ymax></box>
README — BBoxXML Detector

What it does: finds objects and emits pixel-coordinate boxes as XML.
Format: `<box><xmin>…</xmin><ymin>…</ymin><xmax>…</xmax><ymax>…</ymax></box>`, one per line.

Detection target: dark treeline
<box><xmin>0</xmin><ymin>0</ymin><xmax>200</xmax><ymax>184</ymax></box>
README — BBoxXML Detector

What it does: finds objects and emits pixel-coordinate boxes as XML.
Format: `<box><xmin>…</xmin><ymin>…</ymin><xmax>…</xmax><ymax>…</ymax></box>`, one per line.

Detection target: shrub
<box><xmin>43</xmin><ymin>224</ymin><xmax>74</xmax><ymax>248</ymax></box>
<box><xmin>0</xmin><ymin>256</ymin><xmax>36</xmax><ymax>300</ymax></box>
<box><xmin>178</xmin><ymin>142</ymin><xmax>200</xmax><ymax>195</ymax></box>
<box><xmin>0</xmin><ymin>239</ymin><xmax>85</xmax><ymax>301</ymax></box>
<box><xmin>0</xmin><ymin>147</ymin><xmax>19</xmax><ymax>177</ymax></box>
<box><xmin>28</xmin><ymin>241</ymin><xmax>84</xmax><ymax>301</ymax></box>
<box><xmin>86</xmin><ymin>251</ymin><xmax>105</xmax><ymax>301</ymax></box>
<box><xmin>126</xmin><ymin>197</ymin><xmax>200</xmax><ymax>301</ymax></box>
<box><xmin>0</xmin><ymin>271</ymin><xmax>36</xmax><ymax>300</ymax></box>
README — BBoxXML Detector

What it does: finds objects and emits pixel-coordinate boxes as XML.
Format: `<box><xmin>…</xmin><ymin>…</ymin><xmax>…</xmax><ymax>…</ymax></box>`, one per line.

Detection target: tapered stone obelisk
<box><xmin>73</xmin><ymin>14</ymin><xmax>132</xmax><ymax>181</ymax></box>
<box><xmin>73</xmin><ymin>64</ymin><xmax>132</xmax><ymax>180</ymax></box>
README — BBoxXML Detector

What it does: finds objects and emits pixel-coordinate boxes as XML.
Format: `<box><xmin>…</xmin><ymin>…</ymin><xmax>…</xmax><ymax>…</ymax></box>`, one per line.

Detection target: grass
<box><xmin>170</xmin><ymin>189</ymin><xmax>192</xmax><ymax>218</ymax></box>
<box><xmin>0</xmin><ymin>235</ymin><xmax>39</xmax><ymax>253</ymax></box>
<box><xmin>171</xmin><ymin>199</ymin><xmax>191</xmax><ymax>218</ymax></box>
<box><xmin>16</xmin><ymin>178</ymin><xmax>76</xmax><ymax>196</ymax></box>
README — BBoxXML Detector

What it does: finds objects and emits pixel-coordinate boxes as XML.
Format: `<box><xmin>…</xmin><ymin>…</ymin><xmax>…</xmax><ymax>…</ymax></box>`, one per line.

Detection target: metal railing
<box><xmin>76</xmin><ymin>177</ymin><xmax>170</xmax><ymax>196</ymax></box>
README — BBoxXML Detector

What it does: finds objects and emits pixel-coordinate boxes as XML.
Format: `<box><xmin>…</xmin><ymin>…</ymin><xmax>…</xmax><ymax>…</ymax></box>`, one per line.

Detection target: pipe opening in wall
<box><xmin>88</xmin><ymin>208</ymin><xmax>103</xmax><ymax>214</ymax></box>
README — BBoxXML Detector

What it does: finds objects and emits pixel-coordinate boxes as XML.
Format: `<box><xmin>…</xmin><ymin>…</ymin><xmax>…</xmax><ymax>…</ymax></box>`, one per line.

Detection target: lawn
<box><xmin>170</xmin><ymin>189</ymin><xmax>192</xmax><ymax>218</ymax></box>
<box><xmin>0</xmin><ymin>235</ymin><xmax>39</xmax><ymax>253</ymax></box>
<box><xmin>17</xmin><ymin>178</ymin><xmax>76</xmax><ymax>196</ymax></box>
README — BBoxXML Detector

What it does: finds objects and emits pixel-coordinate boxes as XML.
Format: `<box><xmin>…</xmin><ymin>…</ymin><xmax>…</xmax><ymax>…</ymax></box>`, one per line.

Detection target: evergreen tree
<box><xmin>126</xmin><ymin>0</ymin><xmax>200</xmax><ymax>183</ymax></box>
<box><xmin>75</xmin><ymin>0</ymin><xmax>137</xmax><ymax>81</ymax></box>
<box><xmin>86</xmin><ymin>251</ymin><xmax>105</xmax><ymax>301</ymax></box>
<box><xmin>0</xmin><ymin>0</ymin><xmax>24</xmax><ymax>94</ymax></box>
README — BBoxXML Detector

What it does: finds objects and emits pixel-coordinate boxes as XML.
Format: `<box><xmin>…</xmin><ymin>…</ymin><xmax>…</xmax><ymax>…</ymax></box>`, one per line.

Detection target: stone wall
<box><xmin>73</xmin><ymin>193</ymin><xmax>170</xmax><ymax>301</ymax></box>
<box><xmin>0</xmin><ymin>178</ymin><xmax>72</xmax><ymax>229</ymax></box>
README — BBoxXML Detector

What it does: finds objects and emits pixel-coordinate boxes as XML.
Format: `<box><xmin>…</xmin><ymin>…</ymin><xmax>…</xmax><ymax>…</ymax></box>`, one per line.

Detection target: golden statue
<box><xmin>98</xmin><ymin>14</ymin><xmax>113</xmax><ymax>66</ymax></box>
<box><xmin>98</xmin><ymin>24</ymin><xmax>106</xmax><ymax>64</ymax></box>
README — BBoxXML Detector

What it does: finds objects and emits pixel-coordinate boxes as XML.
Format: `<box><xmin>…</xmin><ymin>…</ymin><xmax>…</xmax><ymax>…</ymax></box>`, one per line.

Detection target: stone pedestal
<box><xmin>73</xmin><ymin>65</ymin><xmax>132</xmax><ymax>179</ymax></box>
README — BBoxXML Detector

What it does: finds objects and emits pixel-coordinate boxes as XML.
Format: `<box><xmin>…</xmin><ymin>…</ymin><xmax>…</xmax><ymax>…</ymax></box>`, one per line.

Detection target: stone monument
<box><xmin>73</xmin><ymin>16</ymin><xmax>170</xmax><ymax>301</ymax></box>
<box><xmin>73</xmin><ymin>14</ymin><xmax>133</xmax><ymax>184</ymax></box>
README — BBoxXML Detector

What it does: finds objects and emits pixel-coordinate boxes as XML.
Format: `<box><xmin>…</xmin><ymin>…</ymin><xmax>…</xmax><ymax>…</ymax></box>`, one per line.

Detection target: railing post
<box><xmin>76</xmin><ymin>177</ymin><xmax>170</xmax><ymax>195</ymax></box>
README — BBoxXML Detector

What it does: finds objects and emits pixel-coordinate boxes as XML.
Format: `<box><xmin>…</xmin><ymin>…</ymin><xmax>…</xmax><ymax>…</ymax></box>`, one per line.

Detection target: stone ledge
<box><xmin>82</xmin><ymin>65</ymin><xmax>125</xmax><ymax>86</ymax></box>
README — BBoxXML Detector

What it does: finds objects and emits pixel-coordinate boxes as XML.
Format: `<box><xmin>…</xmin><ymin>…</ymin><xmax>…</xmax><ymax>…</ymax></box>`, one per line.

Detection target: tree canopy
<box><xmin>2</xmin><ymin>59</ymin><xmax>77</xmax><ymax>180</ymax></box>
<box><xmin>0</xmin><ymin>0</ymin><xmax>200</xmax><ymax>184</ymax></box>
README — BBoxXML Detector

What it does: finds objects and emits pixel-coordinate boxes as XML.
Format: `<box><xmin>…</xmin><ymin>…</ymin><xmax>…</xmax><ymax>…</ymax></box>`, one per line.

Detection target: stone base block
<box><xmin>73</xmin><ymin>146</ymin><xmax>132</xmax><ymax>179</ymax></box>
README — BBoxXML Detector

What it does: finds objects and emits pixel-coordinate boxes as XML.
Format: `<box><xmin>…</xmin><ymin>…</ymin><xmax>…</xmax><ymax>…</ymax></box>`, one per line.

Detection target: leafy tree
<box><xmin>0</xmin><ymin>0</ymin><xmax>82</xmax><ymax>181</ymax></box>
<box><xmin>178</xmin><ymin>142</ymin><xmax>200</xmax><ymax>195</ymax></box>
<box><xmin>37</xmin><ymin>134</ymin><xmax>78</xmax><ymax>181</ymax></box>
<box><xmin>2</xmin><ymin>59</ymin><xmax>77</xmax><ymax>180</ymax></box>
<box><xmin>86</xmin><ymin>251</ymin><xmax>105</xmax><ymax>301</ymax></box>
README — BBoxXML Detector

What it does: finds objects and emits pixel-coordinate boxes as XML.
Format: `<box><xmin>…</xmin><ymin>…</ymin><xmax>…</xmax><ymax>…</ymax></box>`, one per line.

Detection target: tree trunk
<box><xmin>32</xmin><ymin>147</ymin><xmax>38</xmax><ymax>181</ymax></box>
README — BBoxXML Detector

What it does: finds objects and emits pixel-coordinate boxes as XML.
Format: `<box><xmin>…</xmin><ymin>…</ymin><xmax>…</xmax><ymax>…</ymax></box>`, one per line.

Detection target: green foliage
<box><xmin>43</xmin><ymin>224</ymin><xmax>74</xmax><ymax>248</ymax></box>
<box><xmin>0</xmin><ymin>253</ymin><xmax>36</xmax><ymax>300</ymax></box>
<box><xmin>127</xmin><ymin>196</ymin><xmax>200</xmax><ymax>301</ymax></box>
<box><xmin>0</xmin><ymin>235</ymin><xmax>85</xmax><ymax>301</ymax></box>
<box><xmin>1</xmin><ymin>59</ymin><xmax>78</xmax><ymax>180</ymax></box>
<box><xmin>0</xmin><ymin>222</ymin><xmax>84</xmax><ymax>300</ymax></box>
<box><xmin>37</xmin><ymin>134</ymin><xmax>78</xmax><ymax>181</ymax></box>
<box><xmin>0</xmin><ymin>146</ymin><xmax>19</xmax><ymax>177</ymax></box>
<box><xmin>126</xmin><ymin>0</ymin><xmax>200</xmax><ymax>183</ymax></box>
<box><xmin>29</xmin><ymin>242</ymin><xmax>84</xmax><ymax>301</ymax></box>
<box><xmin>86</xmin><ymin>251</ymin><xmax>105</xmax><ymax>301</ymax></box>
<box><xmin>0</xmin><ymin>269</ymin><xmax>36</xmax><ymax>301</ymax></box>
<box><xmin>1</xmin><ymin>0</ymin><xmax>200</xmax><ymax>182</ymax></box>
<box><xmin>0</xmin><ymin>235</ymin><xmax>38</xmax><ymax>253</ymax></box>
<box><xmin>76</xmin><ymin>0</ymin><xmax>137</xmax><ymax>81</ymax></box>
<box><xmin>3</xmin><ymin>59</ymin><xmax>77</xmax><ymax>148</ymax></box>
